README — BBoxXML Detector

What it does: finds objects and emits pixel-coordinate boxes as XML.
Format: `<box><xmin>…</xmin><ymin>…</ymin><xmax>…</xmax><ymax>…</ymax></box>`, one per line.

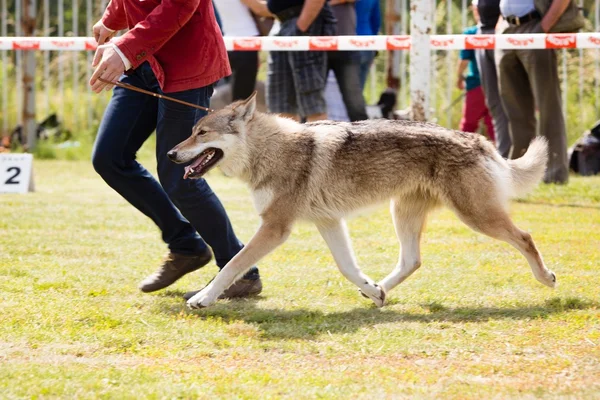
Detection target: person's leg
<box><xmin>266</xmin><ymin>48</ymin><xmax>299</xmax><ymax>118</ymax></box>
<box><xmin>483</xmin><ymin>107</ymin><xmax>496</xmax><ymax>143</ymax></box>
<box><xmin>92</xmin><ymin>69</ymin><xmax>205</xmax><ymax>256</ymax></box>
<box><xmin>469</xmin><ymin>85</ymin><xmax>496</xmax><ymax>142</ymax></box>
<box><xmin>476</xmin><ymin>38</ymin><xmax>510</xmax><ymax>156</ymax></box>
<box><xmin>154</xmin><ymin>85</ymin><xmax>254</xmax><ymax>271</ymax></box>
<box><xmin>289</xmin><ymin>44</ymin><xmax>329</xmax><ymax>121</ymax></box>
<box><xmin>459</xmin><ymin>88</ymin><xmax>480</xmax><ymax>133</ymax></box>
<box><xmin>358</xmin><ymin>50</ymin><xmax>376</xmax><ymax>91</ymax></box>
<box><xmin>329</xmin><ymin>53</ymin><xmax>369</xmax><ymax>121</ymax></box>
<box><xmin>229</xmin><ymin>50</ymin><xmax>259</xmax><ymax>101</ymax></box>
<box><xmin>324</xmin><ymin>70</ymin><xmax>350</xmax><ymax>121</ymax></box>
<box><xmin>496</xmin><ymin>44</ymin><xmax>536</xmax><ymax>160</ymax></box>
<box><xmin>520</xmin><ymin>34</ymin><xmax>569</xmax><ymax>183</ymax></box>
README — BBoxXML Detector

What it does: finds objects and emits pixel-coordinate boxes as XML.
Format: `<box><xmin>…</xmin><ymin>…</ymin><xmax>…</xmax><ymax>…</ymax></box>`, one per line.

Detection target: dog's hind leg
<box><xmin>379</xmin><ymin>195</ymin><xmax>432</xmax><ymax>294</ymax></box>
<box><xmin>448</xmin><ymin>194</ymin><xmax>556</xmax><ymax>288</ymax></box>
<box><xmin>187</xmin><ymin>220</ymin><xmax>292</xmax><ymax>309</ymax></box>
<box><xmin>316</xmin><ymin>219</ymin><xmax>386</xmax><ymax>307</ymax></box>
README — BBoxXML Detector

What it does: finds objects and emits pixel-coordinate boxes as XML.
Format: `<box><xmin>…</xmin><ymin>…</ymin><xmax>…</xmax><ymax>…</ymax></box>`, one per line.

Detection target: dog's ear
<box><xmin>232</xmin><ymin>91</ymin><xmax>257</xmax><ymax>122</ymax></box>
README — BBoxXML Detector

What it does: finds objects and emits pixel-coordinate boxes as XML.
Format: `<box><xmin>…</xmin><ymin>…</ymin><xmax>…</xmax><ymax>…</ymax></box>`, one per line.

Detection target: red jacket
<box><xmin>102</xmin><ymin>0</ymin><xmax>231</xmax><ymax>93</ymax></box>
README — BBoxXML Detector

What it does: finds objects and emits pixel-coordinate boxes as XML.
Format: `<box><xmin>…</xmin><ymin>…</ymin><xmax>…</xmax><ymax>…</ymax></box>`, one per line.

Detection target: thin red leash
<box><xmin>98</xmin><ymin>77</ymin><xmax>214</xmax><ymax>113</ymax></box>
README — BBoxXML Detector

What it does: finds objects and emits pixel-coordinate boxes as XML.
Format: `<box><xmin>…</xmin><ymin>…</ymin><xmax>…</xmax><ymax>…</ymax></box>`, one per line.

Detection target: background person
<box><xmin>496</xmin><ymin>0</ymin><xmax>571</xmax><ymax>184</ymax></box>
<box><xmin>245</xmin><ymin>0</ymin><xmax>336</xmax><ymax>122</ymax></box>
<box><xmin>355</xmin><ymin>0</ymin><xmax>382</xmax><ymax>91</ymax></box>
<box><xmin>214</xmin><ymin>0</ymin><xmax>261</xmax><ymax>101</ymax></box>
<box><xmin>474</xmin><ymin>0</ymin><xmax>511</xmax><ymax>157</ymax></box>
<box><xmin>457</xmin><ymin>4</ymin><xmax>495</xmax><ymax>142</ymax></box>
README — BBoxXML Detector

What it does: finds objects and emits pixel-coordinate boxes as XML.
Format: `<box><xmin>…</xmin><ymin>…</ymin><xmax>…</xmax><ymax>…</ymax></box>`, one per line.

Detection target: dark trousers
<box><xmin>328</xmin><ymin>52</ymin><xmax>368</xmax><ymax>121</ymax></box>
<box><xmin>227</xmin><ymin>50</ymin><xmax>259</xmax><ymax>101</ymax></box>
<box><xmin>92</xmin><ymin>62</ymin><xmax>258</xmax><ymax>275</ymax></box>
<box><xmin>476</xmin><ymin>27</ymin><xmax>511</xmax><ymax>158</ymax></box>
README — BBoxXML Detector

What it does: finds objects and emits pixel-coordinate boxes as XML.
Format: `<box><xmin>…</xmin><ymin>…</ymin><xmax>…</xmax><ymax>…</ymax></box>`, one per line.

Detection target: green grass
<box><xmin>0</xmin><ymin>154</ymin><xmax>599</xmax><ymax>398</ymax></box>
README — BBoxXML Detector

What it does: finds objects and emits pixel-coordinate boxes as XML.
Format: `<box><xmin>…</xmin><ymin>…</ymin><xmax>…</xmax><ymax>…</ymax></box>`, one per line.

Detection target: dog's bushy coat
<box><xmin>169</xmin><ymin>93</ymin><xmax>555</xmax><ymax>309</ymax></box>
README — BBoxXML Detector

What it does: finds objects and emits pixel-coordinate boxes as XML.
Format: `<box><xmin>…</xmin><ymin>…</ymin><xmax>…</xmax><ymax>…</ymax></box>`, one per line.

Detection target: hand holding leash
<box><xmin>96</xmin><ymin>78</ymin><xmax>214</xmax><ymax>113</ymax></box>
<box><xmin>90</xmin><ymin>44</ymin><xmax>125</xmax><ymax>93</ymax></box>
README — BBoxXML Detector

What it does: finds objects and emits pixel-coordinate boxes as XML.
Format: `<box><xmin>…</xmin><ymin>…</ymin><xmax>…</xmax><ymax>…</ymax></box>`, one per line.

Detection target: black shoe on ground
<box><xmin>183</xmin><ymin>274</ymin><xmax>263</xmax><ymax>301</ymax></box>
<box><xmin>139</xmin><ymin>249</ymin><xmax>212</xmax><ymax>293</ymax></box>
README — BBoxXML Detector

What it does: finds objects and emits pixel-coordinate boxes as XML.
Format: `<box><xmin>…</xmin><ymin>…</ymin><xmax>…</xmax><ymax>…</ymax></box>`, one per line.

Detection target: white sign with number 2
<box><xmin>0</xmin><ymin>154</ymin><xmax>34</xmax><ymax>194</ymax></box>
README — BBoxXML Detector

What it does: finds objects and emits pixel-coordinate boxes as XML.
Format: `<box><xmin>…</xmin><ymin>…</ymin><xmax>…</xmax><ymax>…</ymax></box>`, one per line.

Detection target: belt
<box><xmin>275</xmin><ymin>5</ymin><xmax>303</xmax><ymax>23</ymax></box>
<box><xmin>505</xmin><ymin>10</ymin><xmax>541</xmax><ymax>26</ymax></box>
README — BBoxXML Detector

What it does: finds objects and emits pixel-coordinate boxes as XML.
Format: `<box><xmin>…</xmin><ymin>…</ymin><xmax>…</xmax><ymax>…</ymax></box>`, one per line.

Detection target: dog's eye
<box><xmin>197</xmin><ymin>129</ymin><xmax>207</xmax><ymax>136</ymax></box>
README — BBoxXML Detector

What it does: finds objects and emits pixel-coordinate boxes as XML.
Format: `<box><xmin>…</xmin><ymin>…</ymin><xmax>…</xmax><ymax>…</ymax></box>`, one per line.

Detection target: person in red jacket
<box><xmin>89</xmin><ymin>0</ymin><xmax>262</xmax><ymax>299</ymax></box>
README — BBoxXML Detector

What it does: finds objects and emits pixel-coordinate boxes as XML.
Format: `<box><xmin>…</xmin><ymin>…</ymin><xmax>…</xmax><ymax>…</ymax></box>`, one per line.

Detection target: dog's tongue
<box><xmin>183</xmin><ymin>153</ymin><xmax>210</xmax><ymax>179</ymax></box>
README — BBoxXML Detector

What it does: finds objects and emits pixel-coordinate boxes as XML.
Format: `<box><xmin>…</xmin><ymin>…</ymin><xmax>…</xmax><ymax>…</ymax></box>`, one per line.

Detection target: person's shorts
<box><xmin>266</xmin><ymin>17</ymin><xmax>330</xmax><ymax>117</ymax></box>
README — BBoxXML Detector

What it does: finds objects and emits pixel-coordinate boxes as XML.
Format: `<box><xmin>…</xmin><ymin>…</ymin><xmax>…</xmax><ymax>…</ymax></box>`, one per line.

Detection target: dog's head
<box><xmin>167</xmin><ymin>92</ymin><xmax>257</xmax><ymax>179</ymax></box>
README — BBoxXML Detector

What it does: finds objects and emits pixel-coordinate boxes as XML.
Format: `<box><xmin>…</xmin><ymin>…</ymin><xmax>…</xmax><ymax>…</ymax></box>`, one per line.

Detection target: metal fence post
<box><xmin>410</xmin><ymin>0</ymin><xmax>432</xmax><ymax>121</ymax></box>
<box><xmin>43</xmin><ymin>0</ymin><xmax>50</xmax><ymax>117</ymax></box>
<box><xmin>72</xmin><ymin>0</ymin><xmax>79</xmax><ymax>130</ymax></box>
<box><xmin>22</xmin><ymin>0</ymin><xmax>37</xmax><ymax>149</ymax></box>
<box><xmin>0</xmin><ymin>0</ymin><xmax>7</xmax><ymax>136</ymax></box>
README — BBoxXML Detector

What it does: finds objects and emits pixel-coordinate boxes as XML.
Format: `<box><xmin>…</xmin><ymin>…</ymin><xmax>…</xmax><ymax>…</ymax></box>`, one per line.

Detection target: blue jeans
<box><xmin>92</xmin><ymin>63</ymin><xmax>258</xmax><ymax>276</ymax></box>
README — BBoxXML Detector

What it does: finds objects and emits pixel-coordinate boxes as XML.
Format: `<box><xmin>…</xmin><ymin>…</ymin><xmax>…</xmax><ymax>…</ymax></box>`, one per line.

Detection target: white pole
<box><xmin>72</xmin><ymin>0</ymin><xmax>79</xmax><ymax>130</ymax></box>
<box><xmin>86</xmin><ymin>0</ymin><xmax>92</xmax><ymax>129</ymax></box>
<box><xmin>578</xmin><ymin>0</ymin><xmax>584</xmax><ymax>122</ymax></box>
<box><xmin>400</xmin><ymin>0</ymin><xmax>408</xmax><ymax>109</ymax></box>
<box><xmin>58</xmin><ymin>0</ymin><xmax>64</xmax><ymax>125</ymax></box>
<box><xmin>430</xmin><ymin>0</ymin><xmax>436</xmax><ymax>119</ymax></box>
<box><xmin>410</xmin><ymin>0</ymin><xmax>432</xmax><ymax>121</ymax></box>
<box><xmin>392</xmin><ymin>0</ymin><xmax>401</xmax><ymax>83</ymax></box>
<box><xmin>16</xmin><ymin>0</ymin><xmax>22</xmax><ymax>125</ymax></box>
<box><xmin>462</xmin><ymin>0</ymin><xmax>467</xmax><ymax>29</ymax></box>
<box><xmin>43</xmin><ymin>0</ymin><xmax>50</xmax><ymax>117</ymax></box>
<box><xmin>446</xmin><ymin>0</ymin><xmax>452</xmax><ymax>126</ymax></box>
<box><xmin>562</xmin><ymin>49</ymin><xmax>567</xmax><ymax>117</ymax></box>
<box><xmin>596</xmin><ymin>0</ymin><xmax>599</xmax><ymax>113</ymax></box>
<box><xmin>1</xmin><ymin>0</ymin><xmax>7</xmax><ymax>135</ymax></box>
<box><xmin>22</xmin><ymin>0</ymin><xmax>37</xmax><ymax>149</ymax></box>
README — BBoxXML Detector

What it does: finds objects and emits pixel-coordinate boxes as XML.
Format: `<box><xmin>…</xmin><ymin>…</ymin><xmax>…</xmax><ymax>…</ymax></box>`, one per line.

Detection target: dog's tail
<box><xmin>506</xmin><ymin>137</ymin><xmax>548</xmax><ymax>198</ymax></box>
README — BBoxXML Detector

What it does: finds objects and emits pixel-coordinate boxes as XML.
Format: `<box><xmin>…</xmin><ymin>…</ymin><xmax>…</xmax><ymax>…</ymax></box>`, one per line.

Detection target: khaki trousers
<box><xmin>495</xmin><ymin>20</ymin><xmax>569</xmax><ymax>183</ymax></box>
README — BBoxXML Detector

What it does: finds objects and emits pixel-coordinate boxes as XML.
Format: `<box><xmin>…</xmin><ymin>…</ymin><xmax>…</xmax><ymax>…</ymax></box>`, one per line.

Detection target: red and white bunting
<box><xmin>1</xmin><ymin>34</ymin><xmax>600</xmax><ymax>51</ymax></box>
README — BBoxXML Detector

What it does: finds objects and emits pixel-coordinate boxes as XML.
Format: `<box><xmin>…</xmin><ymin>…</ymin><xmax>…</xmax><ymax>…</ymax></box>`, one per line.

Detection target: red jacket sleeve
<box><xmin>101</xmin><ymin>0</ymin><xmax>128</xmax><ymax>31</ymax></box>
<box><xmin>113</xmin><ymin>0</ymin><xmax>201</xmax><ymax>70</ymax></box>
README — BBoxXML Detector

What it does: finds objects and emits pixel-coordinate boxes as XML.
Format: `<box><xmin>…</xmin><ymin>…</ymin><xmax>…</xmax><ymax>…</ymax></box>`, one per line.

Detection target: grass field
<box><xmin>1</xmin><ymin>154</ymin><xmax>599</xmax><ymax>399</ymax></box>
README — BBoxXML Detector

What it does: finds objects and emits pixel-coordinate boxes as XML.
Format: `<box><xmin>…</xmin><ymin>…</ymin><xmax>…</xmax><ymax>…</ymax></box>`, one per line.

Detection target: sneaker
<box><xmin>139</xmin><ymin>249</ymin><xmax>212</xmax><ymax>293</ymax></box>
<box><xmin>183</xmin><ymin>277</ymin><xmax>263</xmax><ymax>301</ymax></box>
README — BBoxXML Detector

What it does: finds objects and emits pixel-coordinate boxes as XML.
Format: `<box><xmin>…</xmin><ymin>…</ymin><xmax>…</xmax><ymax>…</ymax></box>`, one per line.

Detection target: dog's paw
<box><xmin>186</xmin><ymin>291</ymin><xmax>216</xmax><ymax>309</ymax></box>
<box><xmin>537</xmin><ymin>270</ymin><xmax>557</xmax><ymax>289</ymax></box>
<box><xmin>359</xmin><ymin>284</ymin><xmax>386</xmax><ymax>308</ymax></box>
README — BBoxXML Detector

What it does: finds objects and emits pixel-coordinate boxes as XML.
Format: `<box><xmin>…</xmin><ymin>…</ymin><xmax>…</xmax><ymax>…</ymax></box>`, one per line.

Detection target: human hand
<box><xmin>92</xmin><ymin>20</ymin><xmax>115</xmax><ymax>44</ymax></box>
<box><xmin>457</xmin><ymin>76</ymin><xmax>465</xmax><ymax>90</ymax></box>
<box><xmin>89</xmin><ymin>45</ymin><xmax>125</xmax><ymax>93</ymax></box>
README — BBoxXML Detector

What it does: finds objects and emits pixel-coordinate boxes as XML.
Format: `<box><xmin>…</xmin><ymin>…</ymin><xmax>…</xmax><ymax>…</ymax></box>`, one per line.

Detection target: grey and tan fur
<box><xmin>168</xmin><ymin>92</ymin><xmax>556</xmax><ymax>309</ymax></box>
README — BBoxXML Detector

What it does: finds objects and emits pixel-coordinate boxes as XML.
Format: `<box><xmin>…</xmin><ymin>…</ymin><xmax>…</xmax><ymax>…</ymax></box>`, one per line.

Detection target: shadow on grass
<box><xmin>157</xmin><ymin>296</ymin><xmax>598</xmax><ymax>340</ymax></box>
<box><xmin>515</xmin><ymin>199</ymin><xmax>600</xmax><ymax>210</ymax></box>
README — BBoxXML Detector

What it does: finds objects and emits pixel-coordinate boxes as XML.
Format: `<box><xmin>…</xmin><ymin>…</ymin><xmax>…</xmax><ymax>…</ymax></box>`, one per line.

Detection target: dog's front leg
<box><xmin>187</xmin><ymin>221</ymin><xmax>292</xmax><ymax>309</ymax></box>
<box><xmin>316</xmin><ymin>219</ymin><xmax>386</xmax><ymax>307</ymax></box>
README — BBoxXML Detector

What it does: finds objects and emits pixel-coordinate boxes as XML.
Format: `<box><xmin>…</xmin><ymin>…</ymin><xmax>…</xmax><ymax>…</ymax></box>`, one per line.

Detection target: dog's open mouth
<box><xmin>183</xmin><ymin>148</ymin><xmax>224</xmax><ymax>179</ymax></box>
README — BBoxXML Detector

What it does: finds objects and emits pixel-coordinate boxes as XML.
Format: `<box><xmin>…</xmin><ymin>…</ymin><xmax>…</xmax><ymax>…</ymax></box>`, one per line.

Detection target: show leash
<box><xmin>97</xmin><ymin>77</ymin><xmax>214</xmax><ymax>113</ymax></box>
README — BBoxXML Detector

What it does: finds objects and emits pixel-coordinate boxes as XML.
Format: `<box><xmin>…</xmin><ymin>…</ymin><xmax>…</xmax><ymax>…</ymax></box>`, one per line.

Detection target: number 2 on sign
<box><xmin>5</xmin><ymin>167</ymin><xmax>21</xmax><ymax>185</ymax></box>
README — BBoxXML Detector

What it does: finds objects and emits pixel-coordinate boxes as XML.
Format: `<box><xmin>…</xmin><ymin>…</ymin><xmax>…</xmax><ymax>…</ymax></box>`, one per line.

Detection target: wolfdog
<box><xmin>167</xmin><ymin>93</ymin><xmax>556</xmax><ymax>309</ymax></box>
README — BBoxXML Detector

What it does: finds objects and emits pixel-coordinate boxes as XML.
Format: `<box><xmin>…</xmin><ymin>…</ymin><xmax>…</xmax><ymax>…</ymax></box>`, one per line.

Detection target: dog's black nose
<box><xmin>167</xmin><ymin>150</ymin><xmax>177</xmax><ymax>160</ymax></box>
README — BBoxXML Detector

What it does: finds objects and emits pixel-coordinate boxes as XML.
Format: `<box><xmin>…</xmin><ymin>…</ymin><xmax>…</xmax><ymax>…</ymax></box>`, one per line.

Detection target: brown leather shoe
<box><xmin>139</xmin><ymin>249</ymin><xmax>212</xmax><ymax>293</ymax></box>
<box><xmin>183</xmin><ymin>277</ymin><xmax>263</xmax><ymax>301</ymax></box>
